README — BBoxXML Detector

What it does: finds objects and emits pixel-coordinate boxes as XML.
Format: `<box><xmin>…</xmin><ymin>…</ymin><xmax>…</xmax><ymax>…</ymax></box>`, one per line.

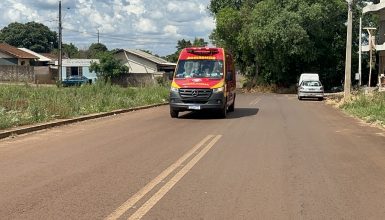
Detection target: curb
<box><xmin>0</xmin><ymin>103</ymin><xmax>168</xmax><ymax>140</ymax></box>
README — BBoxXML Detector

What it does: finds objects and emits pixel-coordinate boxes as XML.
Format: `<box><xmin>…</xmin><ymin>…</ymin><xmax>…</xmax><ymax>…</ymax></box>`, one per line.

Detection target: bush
<box><xmin>0</xmin><ymin>83</ymin><xmax>169</xmax><ymax>130</ymax></box>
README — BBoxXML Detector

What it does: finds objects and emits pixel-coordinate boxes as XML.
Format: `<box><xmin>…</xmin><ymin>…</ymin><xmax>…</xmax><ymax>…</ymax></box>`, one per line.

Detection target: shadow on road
<box><xmin>178</xmin><ymin>108</ymin><xmax>259</xmax><ymax>120</ymax></box>
<box><xmin>299</xmin><ymin>98</ymin><xmax>324</xmax><ymax>102</ymax></box>
<box><xmin>228</xmin><ymin>108</ymin><xmax>259</xmax><ymax>119</ymax></box>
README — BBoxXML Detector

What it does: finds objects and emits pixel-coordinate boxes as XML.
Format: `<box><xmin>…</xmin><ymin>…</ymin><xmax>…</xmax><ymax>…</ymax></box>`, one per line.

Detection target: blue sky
<box><xmin>0</xmin><ymin>0</ymin><xmax>215</xmax><ymax>56</ymax></box>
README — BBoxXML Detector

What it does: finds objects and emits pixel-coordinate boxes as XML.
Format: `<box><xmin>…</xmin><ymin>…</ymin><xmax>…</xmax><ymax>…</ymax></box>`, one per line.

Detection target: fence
<box><xmin>111</xmin><ymin>73</ymin><xmax>157</xmax><ymax>87</ymax></box>
<box><xmin>0</xmin><ymin>65</ymin><xmax>34</xmax><ymax>83</ymax></box>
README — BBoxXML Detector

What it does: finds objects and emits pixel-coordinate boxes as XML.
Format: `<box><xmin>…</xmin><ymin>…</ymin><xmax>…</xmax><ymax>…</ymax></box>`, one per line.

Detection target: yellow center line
<box><xmin>105</xmin><ymin>135</ymin><xmax>215</xmax><ymax>220</ymax></box>
<box><xmin>128</xmin><ymin>135</ymin><xmax>222</xmax><ymax>220</ymax></box>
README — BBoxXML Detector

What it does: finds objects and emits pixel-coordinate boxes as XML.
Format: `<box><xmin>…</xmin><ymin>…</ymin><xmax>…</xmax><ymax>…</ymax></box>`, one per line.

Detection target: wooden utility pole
<box><xmin>344</xmin><ymin>0</ymin><xmax>353</xmax><ymax>99</ymax></box>
<box><xmin>97</xmin><ymin>29</ymin><xmax>100</xmax><ymax>44</ymax></box>
<box><xmin>58</xmin><ymin>1</ymin><xmax>62</xmax><ymax>82</ymax></box>
<box><xmin>359</xmin><ymin>17</ymin><xmax>362</xmax><ymax>86</ymax></box>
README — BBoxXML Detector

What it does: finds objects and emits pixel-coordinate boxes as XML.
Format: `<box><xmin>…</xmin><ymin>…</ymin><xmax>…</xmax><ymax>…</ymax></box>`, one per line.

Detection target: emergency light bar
<box><xmin>186</xmin><ymin>47</ymin><xmax>219</xmax><ymax>55</ymax></box>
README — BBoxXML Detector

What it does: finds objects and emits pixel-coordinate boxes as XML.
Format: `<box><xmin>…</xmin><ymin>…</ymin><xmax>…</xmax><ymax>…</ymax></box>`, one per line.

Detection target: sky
<box><xmin>0</xmin><ymin>0</ymin><xmax>216</xmax><ymax>56</ymax></box>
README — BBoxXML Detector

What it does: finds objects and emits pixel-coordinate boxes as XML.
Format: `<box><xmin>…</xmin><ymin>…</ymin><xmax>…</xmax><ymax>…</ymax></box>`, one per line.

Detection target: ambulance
<box><xmin>169</xmin><ymin>47</ymin><xmax>236</xmax><ymax>118</ymax></box>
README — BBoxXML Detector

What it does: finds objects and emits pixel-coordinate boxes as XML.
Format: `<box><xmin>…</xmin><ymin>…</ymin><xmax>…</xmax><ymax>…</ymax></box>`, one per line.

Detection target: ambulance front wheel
<box><xmin>170</xmin><ymin>109</ymin><xmax>179</xmax><ymax>118</ymax></box>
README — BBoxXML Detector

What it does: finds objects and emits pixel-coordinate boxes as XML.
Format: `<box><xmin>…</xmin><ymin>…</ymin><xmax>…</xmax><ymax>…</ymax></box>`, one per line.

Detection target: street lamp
<box><xmin>344</xmin><ymin>0</ymin><xmax>353</xmax><ymax>99</ymax></box>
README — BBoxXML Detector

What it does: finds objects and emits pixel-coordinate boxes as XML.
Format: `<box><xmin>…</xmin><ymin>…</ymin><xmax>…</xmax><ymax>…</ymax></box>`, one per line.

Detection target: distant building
<box><xmin>363</xmin><ymin>1</ymin><xmax>385</xmax><ymax>87</ymax></box>
<box><xmin>114</xmin><ymin>49</ymin><xmax>176</xmax><ymax>75</ymax></box>
<box><xmin>18</xmin><ymin>48</ymin><xmax>52</xmax><ymax>66</ymax></box>
<box><xmin>0</xmin><ymin>43</ymin><xmax>38</xmax><ymax>65</ymax></box>
<box><xmin>56</xmin><ymin>59</ymin><xmax>99</xmax><ymax>82</ymax></box>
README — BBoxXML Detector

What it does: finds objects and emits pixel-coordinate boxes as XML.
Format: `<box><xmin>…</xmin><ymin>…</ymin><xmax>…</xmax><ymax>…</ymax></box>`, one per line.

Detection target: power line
<box><xmin>62</xmin><ymin>28</ymin><xmax>178</xmax><ymax>45</ymax></box>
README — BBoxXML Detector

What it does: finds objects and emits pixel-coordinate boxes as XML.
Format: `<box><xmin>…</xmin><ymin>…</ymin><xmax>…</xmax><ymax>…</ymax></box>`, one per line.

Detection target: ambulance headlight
<box><xmin>170</xmin><ymin>86</ymin><xmax>179</xmax><ymax>92</ymax></box>
<box><xmin>213</xmin><ymin>87</ymin><xmax>224</xmax><ymax>93</ymax></box>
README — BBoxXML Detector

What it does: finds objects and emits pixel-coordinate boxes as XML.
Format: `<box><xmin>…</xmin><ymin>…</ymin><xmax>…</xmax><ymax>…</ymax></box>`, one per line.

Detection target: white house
<box><xmin>18</xmin><ymin>48</ymin><xmax>52</xmax><ymax>66</ymax></box>
<box><xmin>114</xmin><ymin>49</ymin><xmax>176</xmax><ymax>76</ymax></box>
<box><xmin>363</xmin><ymin>0</ymin><xmax>385</xmax><ymax>88</ymax></box>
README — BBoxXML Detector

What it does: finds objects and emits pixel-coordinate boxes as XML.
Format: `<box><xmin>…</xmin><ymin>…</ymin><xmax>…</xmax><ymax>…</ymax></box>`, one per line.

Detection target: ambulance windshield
<box><xmin>175</xmin><ymin>60</ymin><xmax>224</xmax><ymax>79</ymax></box>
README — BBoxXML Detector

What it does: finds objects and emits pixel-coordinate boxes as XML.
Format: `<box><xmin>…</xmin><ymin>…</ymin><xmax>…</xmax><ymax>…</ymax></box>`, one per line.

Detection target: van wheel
<box><xmin>298</xmin><ymin>96</ymin><xmax>302</xmax><ymax>100</ymax></box>
<box><xmin>228</xmin><ymin>98</ymin><xmax>235</xmax><ymax>112</ymax></box>
<box><xmin>170</xmin><ymin>110</ymin><xmax>179</xmax><ymax>118</ymax></box>
<box><xmin>318</xmin><ymin>97</ymin><xmax>324</xmax><ymax>101</ymax></box>
<box><xmin>219</xmin><ymin>104</ymin><xmax>227</xmax><ymax>118</ymax></box>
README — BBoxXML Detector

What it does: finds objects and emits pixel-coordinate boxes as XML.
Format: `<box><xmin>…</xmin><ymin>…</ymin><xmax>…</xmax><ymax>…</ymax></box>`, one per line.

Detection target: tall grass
<box><xmin>0</xmin><ymin>82</ymin><xmax>169</xmax><ymax>130</ymax></box>
<box><xmin>341</xmin><ymin>92</ymin><xmax>385</xmax><ymax>126</ymax></box>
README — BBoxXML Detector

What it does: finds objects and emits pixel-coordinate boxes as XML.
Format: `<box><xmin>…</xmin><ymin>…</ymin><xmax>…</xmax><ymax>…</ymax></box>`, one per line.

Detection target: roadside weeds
<box><xmin>325</xmin><ymin>92</ymin><xmax>385</xmax><ymax>131</ymax></box>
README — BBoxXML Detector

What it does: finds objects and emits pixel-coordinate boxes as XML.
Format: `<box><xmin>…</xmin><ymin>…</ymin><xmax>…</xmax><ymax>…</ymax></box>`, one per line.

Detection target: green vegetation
<box><xmin>341</xmin><ymin>92</ymin><xmax>385</xmax><ymax>126</ymax></box>
<box><xmin>208</xmin><ymin>0</ymin><xmax>374</xmax><ymax>89</ymax></box>
<box><xmin>165</xmin><ymin>38</ymin><xmax>208</xmax><ymax>63</ymax></box>
<box><xmin>0</xmin><ymin>22</ymin><xmax>58</xmax><ymax>53</ymax></box>
<box><xmin>90</xmin><ymin>52</ymin><xmax>129</xmax><ymax>79</ymax></box>
<box><xmin>0</xmin><ymin>82</ymin><xmax>169</xmax><ymax>130</ymax></box>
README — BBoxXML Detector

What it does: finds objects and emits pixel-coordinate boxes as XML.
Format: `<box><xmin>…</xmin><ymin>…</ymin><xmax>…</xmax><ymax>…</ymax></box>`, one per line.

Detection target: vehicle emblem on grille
<box><xmin>191</xmin><ymin>90</ymin><xmax>199</xmax><ymax>97</ymax></box>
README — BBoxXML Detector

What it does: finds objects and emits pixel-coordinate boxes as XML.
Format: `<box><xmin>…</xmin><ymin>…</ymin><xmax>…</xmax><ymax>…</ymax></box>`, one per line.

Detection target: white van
<box><xmin>297</xmin><ymin>73</ymin><xmax>324</xmax><ymax>101</ymax></box>
<box><xmin>298</xmin><ymin>73</ymin><xmax>319</xmax><ymax>86</ymax></box>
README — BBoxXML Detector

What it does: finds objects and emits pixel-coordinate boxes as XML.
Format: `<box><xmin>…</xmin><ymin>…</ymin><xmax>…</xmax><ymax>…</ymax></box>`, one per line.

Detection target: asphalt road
<box><xmin>1</xmin><ymin>93</ymin><xmax>385</xmax><ymax>219</ymax></box>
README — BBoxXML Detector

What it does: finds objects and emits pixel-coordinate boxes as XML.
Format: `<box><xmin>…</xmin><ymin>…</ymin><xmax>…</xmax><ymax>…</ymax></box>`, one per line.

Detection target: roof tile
<box><xmin>0</xmin><ymin>43</ymin><xmax>38</xmax><ymax>59</ymax></box>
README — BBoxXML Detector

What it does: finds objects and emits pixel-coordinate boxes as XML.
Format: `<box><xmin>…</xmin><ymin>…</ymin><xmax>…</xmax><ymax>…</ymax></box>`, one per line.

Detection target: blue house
<box><xmin>57</xmin><ymin>59</ymin><xmax>99</xmax><ymax>82</ymax></box>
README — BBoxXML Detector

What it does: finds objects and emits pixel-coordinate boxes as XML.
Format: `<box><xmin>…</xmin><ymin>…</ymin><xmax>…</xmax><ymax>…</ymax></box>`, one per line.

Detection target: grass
<box><xmin>0</xmin><ymin>82</ymin><xmax>169</xmax><ymax>130</ymax></box>
<box><xmin>340</xmin><ymin>92</ymin><xmax>385</xmax><ymax>127</ymax></box>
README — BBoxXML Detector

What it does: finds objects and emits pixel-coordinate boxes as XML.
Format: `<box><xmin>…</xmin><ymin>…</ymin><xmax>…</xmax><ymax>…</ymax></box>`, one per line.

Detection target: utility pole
<box><xmin>98</xmin><ymin>30</ymin><xmax>100</xmax><ymax>44</ymax></box>
<box><xmin>97</xmin><ymin>29</ymin><xmax>100</xmax><ymax>44</ymax></box>
<box><xmin>344</xmin><ymin>0</ymin><xmax>353</xmax><ymax>99</ymax></box>
<box><xmin>364</xmin><ymin>27</ymin><xmax>377</xmax><ymax>87</ymax></box>
<box><xmin>359</xmin><ymin>17</ymin><xmax>362</xmax><ymax>87</ymax></box>
<box><xmin>58</xmin><ymin>1</ymin><xmax>62</xmax><ymax>82</ymax></box>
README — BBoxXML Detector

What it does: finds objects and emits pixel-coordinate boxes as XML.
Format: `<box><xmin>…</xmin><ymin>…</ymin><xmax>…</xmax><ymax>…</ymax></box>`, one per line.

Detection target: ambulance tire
<box><xmin>219</xmin><ymin>103</ymin><xmax>227</xmax><ymax>118</ymax></box>
<box><xmin>228</xmin><ymin>96</ymin><xmax>235</xmax><ymax>112</ymax></box>
<box><xmin>170</xmin><ymin>109</ymin><xmax>179</xmax><ymax>118</ymax></box>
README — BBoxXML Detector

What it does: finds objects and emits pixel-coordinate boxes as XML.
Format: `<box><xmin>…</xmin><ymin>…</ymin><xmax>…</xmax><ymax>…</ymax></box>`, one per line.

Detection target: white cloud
<box><xmin>164</xmin><ymin>25</ymin><xmax>179</xmax><ymax>36</ymax></box>
<box><xmin>134</xmin><ymin>18</ymin><xmax>157</xmax><ymax>33</ymax></box>
<box><xmin>122</xmin><ymin>0</ymin><xmax>145</xmax><ymax>15</ymax></box>
<box><xmin>0</xmin><ymin>0</ymin><xmax>215</xmax><ymax>56</ymax></box>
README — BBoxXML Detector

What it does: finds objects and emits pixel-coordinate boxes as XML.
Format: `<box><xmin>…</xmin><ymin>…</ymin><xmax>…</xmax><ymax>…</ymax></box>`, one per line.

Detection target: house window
<box><xmin>66</xmin><ymin>67</ymin><xmax>71</xmax><ymax>78</ymax></box>
<box><xmin>65</xmin><ymin>66</ymin><xmax>83</xmax><ymax>78</ymax></box>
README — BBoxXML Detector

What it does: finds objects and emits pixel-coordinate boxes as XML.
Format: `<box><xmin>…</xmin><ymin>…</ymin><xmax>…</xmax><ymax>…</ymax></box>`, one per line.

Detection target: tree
<box><xmin>165</xmin><ymin>38</ymin><xmax>209</xmax><ymax>63</ymax></box>
<box><xmin>208</xmin><ymin>0</ymin><xmax>244</xmax><ymax>15</ymax></box>
<box><xmin>165</xmin><ymin>39</ymin><xmax>192</xmax><ymax>62</ymax></box>
<box><xmin>0</xmin><ymin>22</ymin><xmax>57</xmax><ymax>53</ymax></box>
<box><xmin>192</xmin><ymin>38</ymin><xmax>208</xmax><ymax>47</ymax></box>
<box><xmin>209</xmin><ymin>0</ymin><xmax>370</xmax><ymax>88</ymax></box>
<box><xmin>87</xmin><ymin>43</ymin><xmax>108</xmax><ymax>58</ymax></box>
<box><xmin>89</xmin><ymin>52</ymin><xmax>129</xmax><ymax>80</ymax></box>
<box><xmin>62</xmin><ymin>43</ymin><xmax>79</xmax><ymax>58</ymax></box>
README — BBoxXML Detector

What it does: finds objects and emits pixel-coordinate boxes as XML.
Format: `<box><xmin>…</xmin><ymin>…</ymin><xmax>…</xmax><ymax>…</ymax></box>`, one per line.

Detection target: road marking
<box><xmin>128</xmin><ymin>135</ymin><xmax>222</xmax><ymax>220</ymax></box>
<box><xmin>249</xmin><ymin>97</ymin><xmax>261</xmax><ymax>106</ymax></box>
<box><xmin>105</xmin><ymin>135</ymin><xmax>216</xmax><ymax>220</ymax></box>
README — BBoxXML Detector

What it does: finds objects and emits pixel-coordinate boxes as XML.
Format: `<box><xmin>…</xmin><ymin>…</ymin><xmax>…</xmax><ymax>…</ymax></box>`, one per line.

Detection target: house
<box><xmin>362</xmin><ymin>0</ymin><xmax>385</xmax><ymax>89</ymax></box>
<box><xmin>114</xmin><ymin>49</ymin><xmax>176</xmax><ymax>75</ymax></box>
<box><xmin>16</xmin><ymin>48</ymin><xmax>59</xmax><ymax>84</ymax></box>
<box><xmin>0</xmin><ymin>43</ymin><xmax>38</xmax><ymax>65</ymax></box>
<box><xmin>18</xmin><ymin>48</ymin><xmax>52</xmax><ymax>66</ymax></box>
<box><xmin>55</xmin><ymin>59</ymin><xmax>99</xmax><ymax>83</ymax></box>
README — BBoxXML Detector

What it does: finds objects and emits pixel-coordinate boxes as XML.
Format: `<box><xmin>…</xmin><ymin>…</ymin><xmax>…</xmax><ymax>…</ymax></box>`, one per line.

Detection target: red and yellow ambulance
<box><xmin>169</xmin><ymin>47</ymin><xmax>236</xmax><ymax>118</ymax></box>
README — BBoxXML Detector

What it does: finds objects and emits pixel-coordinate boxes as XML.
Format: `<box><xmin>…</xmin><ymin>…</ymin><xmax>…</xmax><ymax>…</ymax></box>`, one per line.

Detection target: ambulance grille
<box><xmin>179</xmin><ymin>88</ymin><xmax>212</xmax><ymax>99</ymax></box>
